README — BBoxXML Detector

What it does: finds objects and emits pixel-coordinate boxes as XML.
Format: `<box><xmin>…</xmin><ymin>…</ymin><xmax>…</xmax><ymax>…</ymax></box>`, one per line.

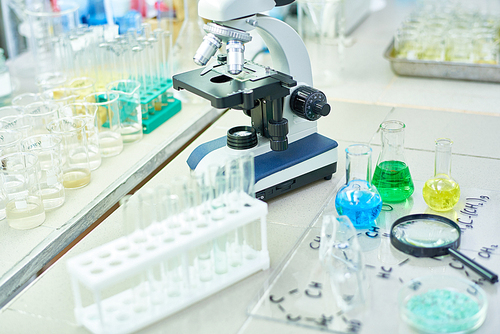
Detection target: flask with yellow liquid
<box><xmin>423</xmin><ymin>138</ymin><xmax>460</xmax><ymax>211</ymax></box>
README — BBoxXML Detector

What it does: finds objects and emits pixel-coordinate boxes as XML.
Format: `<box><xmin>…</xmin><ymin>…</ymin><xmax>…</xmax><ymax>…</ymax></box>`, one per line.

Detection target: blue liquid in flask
<box><xmin>335</xmin><ymin>180</ymin><xmax>383</xmax><ymax>229</ymax></box>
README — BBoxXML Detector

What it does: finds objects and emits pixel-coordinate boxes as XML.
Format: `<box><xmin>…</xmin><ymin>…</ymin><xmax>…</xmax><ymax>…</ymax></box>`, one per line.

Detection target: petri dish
<box><xmin>398</xmin><ymin>275</ymin><xmax>488</xmax><ymax>333</ymax></box>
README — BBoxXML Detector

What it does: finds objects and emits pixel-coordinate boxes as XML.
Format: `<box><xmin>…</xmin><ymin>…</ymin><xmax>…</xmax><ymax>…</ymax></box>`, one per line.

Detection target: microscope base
<box><xmin>187</xmin><ymin>133</ymin><xmax>338</xmax><ymax>201</ymax></box>
<box><xmin>255</xmin><ymin>161</ymin><xmax>337</xmax><ymax>201</ymax></box>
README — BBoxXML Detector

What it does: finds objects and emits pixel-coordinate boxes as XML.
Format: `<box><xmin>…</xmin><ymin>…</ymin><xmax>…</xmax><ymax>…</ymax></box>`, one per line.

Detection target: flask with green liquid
<box><xmin>422</xmin><ymin>138</ymin><xmax>460</xmax><ymax>211</ymax></box>
<box><xmin>372</xmin><ymin>120</ymin><xmax>414</xmax><ymax>202</ymax></box>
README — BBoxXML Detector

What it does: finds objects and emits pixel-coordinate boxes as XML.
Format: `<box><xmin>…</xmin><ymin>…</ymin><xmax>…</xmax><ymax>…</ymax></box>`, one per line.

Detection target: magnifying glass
<box><xmin>390</xmin><ymin>214</ymin><xmax>498</xmax><ymax>284</ymax></box>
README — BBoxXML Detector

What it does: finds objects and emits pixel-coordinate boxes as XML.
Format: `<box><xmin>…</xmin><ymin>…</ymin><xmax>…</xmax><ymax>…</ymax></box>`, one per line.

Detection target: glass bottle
<box><xmin>372</xmin><ymin>120</ymin><xmax>414</xmax><ymax>203</ymax></box>
<box><xmin>335</xmin><ymin>144</ymin><xmax>382</xmax><ymax>229</ymax></box>
<box><xmin>423</xmin><ymin>138</ymin><xmax>460</xmax><ymax>211</ymax></box>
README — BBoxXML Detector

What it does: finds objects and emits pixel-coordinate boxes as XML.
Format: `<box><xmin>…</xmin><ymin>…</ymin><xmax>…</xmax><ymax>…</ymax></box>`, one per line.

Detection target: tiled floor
<box><xmin>1</xmin><ymin>0</ymin><xmax>500</xmax><ymax>333</ymax></box>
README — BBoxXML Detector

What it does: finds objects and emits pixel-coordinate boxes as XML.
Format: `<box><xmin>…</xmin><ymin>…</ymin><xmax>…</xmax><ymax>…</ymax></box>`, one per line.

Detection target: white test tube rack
<box><xmin>67</xmin><ymin>194</ymin><xmax>269</xmax><ymax>334</ymax></box>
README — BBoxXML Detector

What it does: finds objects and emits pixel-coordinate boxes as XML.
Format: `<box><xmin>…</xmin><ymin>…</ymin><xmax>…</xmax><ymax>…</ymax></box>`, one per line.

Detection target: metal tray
<box><xmin>384</xmin><ymin>40</ymin><xmax>500</xmax><ymax>83</ymax></box>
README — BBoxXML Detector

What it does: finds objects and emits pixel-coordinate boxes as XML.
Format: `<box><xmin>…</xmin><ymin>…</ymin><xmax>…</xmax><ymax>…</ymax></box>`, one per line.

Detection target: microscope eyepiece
<box><xmin>193</xmin><ymin>33</ymin><xmax>222</xmax><ymax>66</ymax></box>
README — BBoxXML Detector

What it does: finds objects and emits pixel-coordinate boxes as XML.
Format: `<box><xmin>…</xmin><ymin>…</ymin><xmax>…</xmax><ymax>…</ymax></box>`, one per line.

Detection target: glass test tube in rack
<box><xmin>66</xmin><ymin>192</ymin><xmax>269</xmax><ymax>334</ymax></box>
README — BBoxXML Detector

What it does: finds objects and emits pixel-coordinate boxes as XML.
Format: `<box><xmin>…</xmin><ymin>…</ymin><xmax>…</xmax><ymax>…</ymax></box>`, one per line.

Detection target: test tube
<box><xmin>197</xmin><ymin>242</ymin><xmax>213</xmax><ymax>282</ymax></box>
<box><xmin>119</xmin><ymin>195</ymin><xmax>150</xmax><ymax>312</ymax></box>
<box><xmin>239</xmin><ymin>153</ymin><xmax>260</xmax><ymax>259</ymax></box>
<box><xmin>159</xmin><ymin>30</ymin><xmax>173</xmax><ymax>104</ymax></box>
<box><xmin>208</xmin><ymin>165</ymin><xmax>226</xmax><ymax>221</ymax></box>
<box><xmin>225</xmin><ymin>159</ymin><xmax>243</xmax><ymax>214</ymax></box>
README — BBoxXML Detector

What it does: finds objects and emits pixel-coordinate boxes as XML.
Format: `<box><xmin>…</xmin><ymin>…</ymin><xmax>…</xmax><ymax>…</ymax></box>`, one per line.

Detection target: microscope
<box><xmin>173</xmin><ymin>0</ymin><xmax>338</xmax><ymax>201</ymax></box>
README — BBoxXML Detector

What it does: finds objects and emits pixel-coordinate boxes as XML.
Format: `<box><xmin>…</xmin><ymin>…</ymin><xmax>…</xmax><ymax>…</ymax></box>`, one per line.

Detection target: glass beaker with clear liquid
<box><xmin>335</xmin><ymin>144</ymin><xmax>382</xmax><ymax>229</ymax></box>
<box><xmin>423</xmin><ymin>138</ymin><xmax>460</xmax><ymax>211</ymax></box>
<box><xmin>372</xmin><ymin>120</ymin><xmax>414</xmax><ymax>203</ymax></box>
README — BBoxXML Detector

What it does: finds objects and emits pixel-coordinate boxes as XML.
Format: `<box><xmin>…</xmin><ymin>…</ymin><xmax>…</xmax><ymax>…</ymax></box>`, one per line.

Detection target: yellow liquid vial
<box><xmin>422</xmin><ymin>175</ymin><xmax>460</xmax><ymax>211</ymax></box>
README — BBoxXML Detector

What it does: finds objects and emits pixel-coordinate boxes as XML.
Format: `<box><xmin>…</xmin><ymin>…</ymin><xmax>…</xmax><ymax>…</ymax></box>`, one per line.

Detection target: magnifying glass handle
<box><xmin>449</xmin><ymin>248</ymin><xmax>499</xmax><ymax>284</ymax></box>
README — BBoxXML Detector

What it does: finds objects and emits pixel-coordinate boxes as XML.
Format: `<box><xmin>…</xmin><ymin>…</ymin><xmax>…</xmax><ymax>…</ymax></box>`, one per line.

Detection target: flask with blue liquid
<box><xmin>335</xmin><ymin>144</ymin><xmax>382</xmax><ymax>229</ymax></box>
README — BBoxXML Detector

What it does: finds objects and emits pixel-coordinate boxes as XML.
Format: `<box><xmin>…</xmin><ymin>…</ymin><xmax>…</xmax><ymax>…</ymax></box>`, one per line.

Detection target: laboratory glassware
<box><xmin>422</xmin><ymin>138</ymin><xmax>460</xmax><ymax>211</ymax></box>
<box><xmin>319</xmin><ymin>211</ymin><xmax>366</xmax><ymax>312</ymax></box>
<box><xmin>297</xmin><ymin>0</ymin><xmax>344</xmax><ymax>85</ymax></box>
<box><xmin>11</xmin><ymin>93</ymin><xmax>42</xmax><ymax>107</ymax></box>
<box><xmin>0</xmin><ymin>152</ymin><xmax>46</xmax><ymax>229</ymax></box>
<box><xmin>84</xmin><ymin>92</ymin><xmax>124</xmax><ymax>157</ymax></box>
<box><xmin>399</xmin><ymin>275</ymin><xmax>487</xmax><ymax>333</ymax></box>
<box><xmin>335</xmin><ymin>144</ymin><xmax>382</xmax><ymax>229</ymax></box>
<box><xmin>66</xmin><ymin>186</ymin><xmax>269</xmax><ymax>334</ymax></box>
<box><xmin>67</xmin><ymin>77</ymin><xmax>96</xmax><ymax>101</ymax></box>
<box><xmin>372</xmin><ymin>120</ymin><xmax>414</xmax><ymax>203</ymax></box>
<box><xmin>106</xmin><ymin>80</ymin><xmax>143</xmax><ymax>144</ymax></box>
<box><xmin>0</xmin><ymin>129</ymin><xmax>23</xmax><ymax>156</ymax></box>
<box><xmin>25</xmin><ymin>1</ymin><xmax>79</xmax><ymax>77</ymax></box>
<box><xmin>61</xmin><ymin>103</ymin><xmax>101</xmax><ymax>170</ymax></box>
<box><xmin>0</xmin><ymin>115</ymin><xmax>33</xmax><ymax>139</ymax></box>
<box><xmin>47</xmin><ymin>117</ymin><xmax>92</xmax><ymax>189</ymax></box>
<box><xmin>35</xmin><ymin>72</ymin><xmax>68</xmax><ymax>93</ymax></box>
<box><xmin>21</xmin><ymin>135</ymin><xmax>65</xmax><ymax>209</ymax></box>
<box><xmin>172</xmin><ymin>0</ymin><xmax>205</xmax><ymax>104</ymax></box>
<box><xmin>390</xmin><ymin>214</ymin><xmax>498</xmax><ymax>284</ymax></box>
<box><xmin>41</xmin><ymin>87</ymin><xmax>79</xmax><ymax>107</ymax></box>
<box><xmin>0</xmin><ymin>105</ymin><xmax>25</xmax><ymax>117</ymax></box>
<box><xmin>24</xmin><ymin>102</ymin><xmax>60</xmax><ymax>135</ymax></box>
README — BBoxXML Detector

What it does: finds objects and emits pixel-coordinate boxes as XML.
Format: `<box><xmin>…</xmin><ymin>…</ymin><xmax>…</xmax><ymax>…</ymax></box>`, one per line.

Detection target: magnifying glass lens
<box><xmin>393</xmin><ymin>219</ymin><xmax>459</xmax><ymax>248</ymax></box>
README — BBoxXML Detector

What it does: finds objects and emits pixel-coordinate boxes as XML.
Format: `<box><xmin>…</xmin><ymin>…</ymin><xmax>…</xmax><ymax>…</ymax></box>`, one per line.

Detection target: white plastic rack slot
<box><xmin>67</xmin><ymin>194</ymin><xmax>269</xmax><ymax>334</ymax></box>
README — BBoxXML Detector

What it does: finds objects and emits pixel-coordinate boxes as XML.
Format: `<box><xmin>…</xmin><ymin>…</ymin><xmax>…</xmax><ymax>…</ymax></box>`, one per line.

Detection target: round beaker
<box><xmin>67</xmin><ymin>77</ymin><xmax>96</xmax><ymax>101</ymax></box>
<box><xmin>0</xmin><ymin>129</ymin><xmax>23</xmax><ymax>156</ymax></box>
<box><xmin>24</xmin><ymin>102</ymin><xmax>60</xmax><ymax>135</ymax></box>
<box><xmin>21</xmin><ymin>135</ymin><xmax>65</xmax><ymax>209</ymax></box>
<box><xmin>0</xmin><ymin>115</ymin><xmax>33</xmax><ymax>139</ymax></box>
<box><xmin>41</xmin><ymin>87</ymin><xmax>79</xmax><ymax>107</ymax></box>
<box><xmin>423</xmin><ymin>138</ymin><xmax>460</xmax><ymax>211</ymax></box>
<box><xmin>106</xmin><ymin>80</ymin><xmax>143</xmax><ymax>144</ymax></box>
<box><xmin>25</xmin><ymin>1</ymin><xmax>79</xmax><ymax>78</ymax></box>
<box><xmin>11</xmin><ymin>93</ymin><xmax>43</xmax><ymax>107</ymax></box>
<box><xmin>35</xmin><ymin>72</ymin><xmax>67</xmax><ymax>93</ymax></box>
<box><xmin>0</xmin><ymin>152</ymin><xmax>46</xmax><ymax>229</ymax></box>
<box><xmin>372</xmin><ymin>120</ymin><xmax>414</xmax><ymax>203</ymax></box>
<box><xmin>60</xmin><ymin>103</ymin><xmax>101</xmax><ymax>170</ymax></box>
<box><xmin>47</xmin><ymin>117</ymin><xmax>91</xmax><ymax>189</ymax></box>
<box><xmin>0</xmin><ymin>106</ymin><xmax>25</xmax><ymax>117</ymax></box>
<box><xmin>335</xmin><ymin>144</ymin><xmax>382</xmax><ymax>228</ymax></box>
<box><xmin>84</xmin><ymin>92</ymin><xmax>124</xmax><ymax>157</ymax></box>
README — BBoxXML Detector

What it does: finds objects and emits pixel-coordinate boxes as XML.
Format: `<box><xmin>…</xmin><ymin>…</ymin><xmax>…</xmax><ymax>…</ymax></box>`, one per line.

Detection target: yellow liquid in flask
<box><xmin>422</xmin><ymin>175</ymin><xmax>460</xmax><ymax>211</ymax></box>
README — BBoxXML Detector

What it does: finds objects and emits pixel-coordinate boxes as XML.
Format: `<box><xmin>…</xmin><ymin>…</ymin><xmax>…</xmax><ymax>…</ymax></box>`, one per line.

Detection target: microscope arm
<box><xmin>252</xmin><ymin>14</ymin><xmax>313</xmax><ymax>86</ymax></box>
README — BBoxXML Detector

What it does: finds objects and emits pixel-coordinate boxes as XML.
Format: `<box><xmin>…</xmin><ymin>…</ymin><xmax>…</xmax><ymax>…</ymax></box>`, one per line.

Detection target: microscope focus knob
<box><xmin>290</xmin><ymin>86</ymin><xmax>331</xmax><ymax>121</ymax></box>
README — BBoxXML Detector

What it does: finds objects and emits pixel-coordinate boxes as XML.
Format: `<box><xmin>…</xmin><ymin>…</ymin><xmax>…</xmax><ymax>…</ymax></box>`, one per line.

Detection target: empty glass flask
<box><xmin>372</xmin><ymin>120</ymin><xmax>414</xmax><ymax>203</ymax></box>
<box><xmin>335</xmin><ymin>144</ymin><xmax>382</xmax><ymax>229</ymax></box>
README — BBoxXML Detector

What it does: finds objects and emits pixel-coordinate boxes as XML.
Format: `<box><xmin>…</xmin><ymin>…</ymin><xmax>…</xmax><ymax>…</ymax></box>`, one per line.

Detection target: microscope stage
<box><xmin>173</xmin><ymin>65</ymin><xmax>296</xmax><ymax>110</ymax></box>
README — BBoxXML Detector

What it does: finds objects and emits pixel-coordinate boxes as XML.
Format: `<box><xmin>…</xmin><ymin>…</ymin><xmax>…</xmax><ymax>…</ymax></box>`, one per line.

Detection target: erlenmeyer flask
<box><xmin>423</xmin><ymin>138</ymin><xmax>460</xmax><ymax>211</ymax></box>
<box><xmin>319</xmin><ymin>211</ymin><xmax>367</xmax><ymax>312</ymax></box>
<box><xmin>335</xmin><ymin>144</ymin><xmax>382</xmax><ymax>229</ymax></box>
<box><xmin>372</xmin><ymin>120</ymin><xmax>414</xmax><ymax>203</ymax></box>
<box><xmin>172</xmin><ymin>0</ymin><xmax>205</xmax><ymax>104</ymax></box>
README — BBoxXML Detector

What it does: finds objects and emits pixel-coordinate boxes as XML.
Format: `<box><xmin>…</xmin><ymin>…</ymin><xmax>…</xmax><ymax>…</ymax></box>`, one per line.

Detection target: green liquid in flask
<box><xmin>372</xmin><ymin>160</ymin><xmax>414</xmax><ymax>203</ymax></box>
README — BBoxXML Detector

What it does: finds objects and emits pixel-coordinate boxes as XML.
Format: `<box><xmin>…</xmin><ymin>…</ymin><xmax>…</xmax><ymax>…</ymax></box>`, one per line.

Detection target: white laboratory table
<box><xmin>2</xmin><ymin>0</ymin><xmax>500</xmax><ymax>333</ymax></box>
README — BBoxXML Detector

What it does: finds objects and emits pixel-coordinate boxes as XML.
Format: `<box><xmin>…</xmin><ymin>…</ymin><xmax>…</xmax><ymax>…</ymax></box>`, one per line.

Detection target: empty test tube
<box><xmin>239</xmin><ymin>153</ymin><xmax>260</xmax><ymax>259</ymax></box>
<box><xmin>208</xmin><ymin>165</ymin><xmax>226</xmax><ymax>221</ymax></box>
<box><xmin>119</xmin><ymin>196</ymin><xmax>150</xmax><ymax>313</ymax></box>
